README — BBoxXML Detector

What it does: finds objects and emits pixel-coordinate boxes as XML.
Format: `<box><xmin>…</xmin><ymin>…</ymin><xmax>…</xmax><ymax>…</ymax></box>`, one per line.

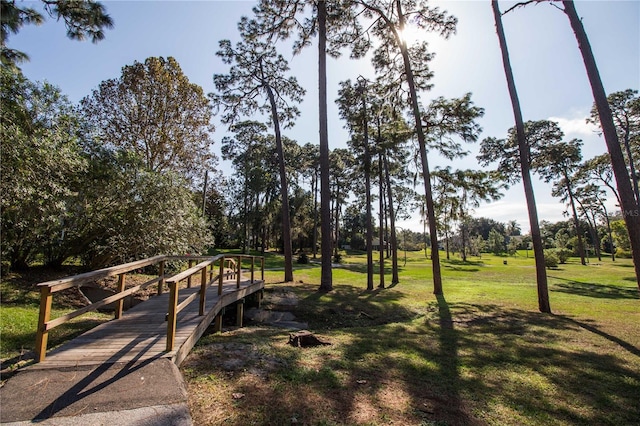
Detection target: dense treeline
<box><xmin>1</xmin><ymin>1</ymin><xmax>638</xmax><ymax>301</ymax></box>
<box><xmin>2</xmin><ymin>59</ymin><xmax>635</xmax><ymax>274</ymax></box>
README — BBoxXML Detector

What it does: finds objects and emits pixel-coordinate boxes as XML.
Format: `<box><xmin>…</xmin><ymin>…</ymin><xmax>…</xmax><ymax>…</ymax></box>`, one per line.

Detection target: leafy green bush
<box><xmin>615</xmin><ymin>248</ymin><xmax>633</xmax><ymax>259</ymax></box>
<box><xmin>544</xmin><ymin>250</ymin><xmax>559</xmax><ymax>268</ymax></box>
<box><xmin>555</xmin><ymin>248</ymin><xmax>572</xmax><ymax>264</ymax></box>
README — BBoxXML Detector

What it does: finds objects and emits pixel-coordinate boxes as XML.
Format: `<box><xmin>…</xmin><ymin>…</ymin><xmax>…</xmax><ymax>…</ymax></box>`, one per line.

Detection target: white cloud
<box><xmin>548</xmin><ymin>115</ymin><xmax>599</xmax><ymax>138</ymax></box>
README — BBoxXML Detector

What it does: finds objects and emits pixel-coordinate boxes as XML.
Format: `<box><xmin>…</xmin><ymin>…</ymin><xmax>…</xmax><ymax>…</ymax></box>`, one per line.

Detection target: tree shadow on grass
<box><xmin>183</xmin><ymin>284</ymin><xmax>640</xmax><ymax>426</ymax></box>
<box><xmin>549</xmin><ymin>276</ymin><xmax>640</xmax><ymax>300</ymax></box>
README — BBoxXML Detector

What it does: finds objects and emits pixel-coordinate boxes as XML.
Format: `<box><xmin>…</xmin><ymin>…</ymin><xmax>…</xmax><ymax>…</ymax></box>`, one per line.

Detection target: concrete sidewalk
<box><xmin>0</xmin><ymin>358</ymin><xmax>192</xmax><ymax>425</ymax></box>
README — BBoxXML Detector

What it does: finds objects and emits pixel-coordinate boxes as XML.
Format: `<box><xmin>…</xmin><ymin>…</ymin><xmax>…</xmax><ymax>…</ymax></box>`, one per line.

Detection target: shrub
<box><xmin>615</xmin><ymin>248</ymin><xmax>633</xmax><ymax>259</ymax></box>
<box><xmin>555</xmin><ymin>248</ymin><xmax>572</xmax><ymax>264</ymax></box>
<box><xmin>544</xmin><ymin>250</ymin><xmax>559</xmax><ymax>269</ymax></box>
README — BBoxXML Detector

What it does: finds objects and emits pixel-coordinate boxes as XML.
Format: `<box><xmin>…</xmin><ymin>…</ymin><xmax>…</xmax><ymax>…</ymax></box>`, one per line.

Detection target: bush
<box><xmin>544</xmin><ymin>250</ymin><xmax>559</xmax><ymax>269</ymax></box>
<box><xmin>333</xmin><ymin>252</ymin><xmax>342</xmax><ymax>263</ymax></box>
<box><xmin>297</xmin><ymin>252</ymin><xmax>309</xmax><ymax>264</ymax></box>
<box><xmin>615</xmin><ymin>248</ymin><xmax>633</xmax><ymax>259</ymax></box>
<box><xmin>555</xmin><ymin>248</ymin><xmax>572</xmax><ymax>264</ymax></box>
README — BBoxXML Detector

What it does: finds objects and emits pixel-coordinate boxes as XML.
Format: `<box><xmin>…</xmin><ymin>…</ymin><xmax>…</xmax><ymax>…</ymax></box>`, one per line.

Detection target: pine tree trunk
<box><xmin>562</xmin><ymin>0</ymin><xmax>640</xmax><ymax>288</ymax></box>
<box><xmin>396</xmin><ymin>0</ymin><xmax>442</xmax><ymax>294</ymax></box>
<box><xmin>492</xmin><ymin>0</ymin><xmax>551</xmax><ymax>312</ymax></box>
<box><xmin>379</xmin><ymin>152</ymin><xmax>385</xmax><ymax>288</ymax></box>
<box><xmin>318</xmin><ymin>0</ymin><xmax>333</xmax><ymax>291</ymax></box>
<box><xmin>264</xmin><ymin>82</ymin><xmax>293</xmax><ymax>282</ymax></box>
<box><xmin>384</xmin><ymin>152</ymin><xmax>400</xmax><ymax>284</ymax></box>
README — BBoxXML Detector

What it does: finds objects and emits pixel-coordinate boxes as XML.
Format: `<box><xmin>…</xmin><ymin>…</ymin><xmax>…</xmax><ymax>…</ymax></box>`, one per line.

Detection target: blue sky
<box><xmin>9</xmin><ymin>0</ymin><xmax>640</xmax><ymax>233</ymax></box>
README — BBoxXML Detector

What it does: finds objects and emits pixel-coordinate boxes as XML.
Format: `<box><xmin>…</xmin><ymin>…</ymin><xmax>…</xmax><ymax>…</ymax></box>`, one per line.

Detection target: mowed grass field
<box><xmin>183</xmin><ymin>251</ymin><xmax>640</xmax><ymax>425</ymax></box>
<box><xmin>2</xmin><ymin>251</ymin><xmax>638</xmax><ymax>424</ymax></box>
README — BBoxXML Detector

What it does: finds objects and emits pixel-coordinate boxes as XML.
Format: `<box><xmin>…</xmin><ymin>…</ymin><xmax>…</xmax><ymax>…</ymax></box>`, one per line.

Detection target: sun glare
<box><xmin>398</xmin><ymin>25</ymin><xmax>428</xmax><ymax>44</ymax></box>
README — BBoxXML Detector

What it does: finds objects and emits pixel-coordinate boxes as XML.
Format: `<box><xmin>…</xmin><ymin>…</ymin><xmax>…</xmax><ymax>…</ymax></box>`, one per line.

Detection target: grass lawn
<box><xmin>1</xmin><ymin>251</ymin><xmax>638</xmax><ymax>424</ymax></box>
<box><xmin>182</xmin><ymin>250</ymin><xmax>640</xmax><ymax>426</ymax></box>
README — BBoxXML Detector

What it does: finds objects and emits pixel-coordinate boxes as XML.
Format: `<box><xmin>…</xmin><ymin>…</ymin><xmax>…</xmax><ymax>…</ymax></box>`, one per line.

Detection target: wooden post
<box><xmin>251</xmin><ymin>256</ymin><xmax>255</xmax><ymax>283</ymax></box>
<box><xmin>218</xmin><ymin>256</ymin><xmax>224</xmax><ymax>296</ymax></box>
<box><xmin>199</xmin><ymin>267</ymin><xmax>207</xmax><ymax>316</ymax></box>
<box><xmin>158</xmin><ymin>260</ymin><xmax>165</xmax><ymax>295</ymax></box>
<box><xmin>236</xmin><ymin>256</ymin><xmax>241</xmax><ymax>289</ymax></box>
<box><xmin>35</xmin><ymin>287</ymin><xmax>52</xmax><ymax>362</ymax></box>
<box><xmin>236</xmin><ymin>299</ymin><xmax>244</xmax><ymax>327</ymax></box>
<box><xmin>187</xmin><ymin>259</ymin><xmax>194</xmax><ymax>288</ymax></box>
<box><xmin>261</xmin><ymin>257</ymin><xmax>265</xmax><ymax>281</ymax></box>
<box><xmin>114</xmin><ymin>273</ymin><xmax>126</xmax><ymax>319</ymax></box>
<box><xmin>214</xmin><ymin>308</ymin><xmax>223</xmax><ymax>332</ymax></box>
<box><xmin>166</xmin><ymin>281</ymin><xmax>179</xmax><ymax>351</ymax></box>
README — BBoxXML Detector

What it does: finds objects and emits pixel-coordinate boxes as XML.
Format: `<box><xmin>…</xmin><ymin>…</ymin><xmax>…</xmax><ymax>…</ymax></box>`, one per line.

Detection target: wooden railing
<box><xmin>35</xmin><ymin>254</ymin><xmax>265</xmax><ymax>362</ymax></box>
<box><xmin>164</xmin><ymin>254</ymin><xmax>264</xmax><ymax>351</ymax></box>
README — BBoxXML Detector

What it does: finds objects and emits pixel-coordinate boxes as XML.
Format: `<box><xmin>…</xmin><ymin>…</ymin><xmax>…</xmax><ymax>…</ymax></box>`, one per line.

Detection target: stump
<box><xmin>288</xmin><ymin>330</ymin><xmax>331</xmax><ymax>347</ymax></box>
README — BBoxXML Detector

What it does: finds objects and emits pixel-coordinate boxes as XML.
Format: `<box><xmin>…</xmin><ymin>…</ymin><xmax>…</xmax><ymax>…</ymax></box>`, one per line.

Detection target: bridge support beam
<box><xmin>214</xmin><ymin>307</ymin><xmax>225</xmax><ymax>333</ymax></box>
<box><xmin>236</xmin><ymin>299</ymin><xmax>245</xmax><ymax>327</ymax></box>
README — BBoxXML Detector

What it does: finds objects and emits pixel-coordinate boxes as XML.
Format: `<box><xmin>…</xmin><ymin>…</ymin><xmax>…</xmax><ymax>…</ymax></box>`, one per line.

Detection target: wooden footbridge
<box><xmin>32</xmin><ymin>254</ymin><xmax>265</xmax><ymax>368</ymax></box>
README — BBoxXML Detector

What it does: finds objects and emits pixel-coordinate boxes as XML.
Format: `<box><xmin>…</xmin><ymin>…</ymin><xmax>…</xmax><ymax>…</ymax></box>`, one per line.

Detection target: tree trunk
<box><xmin>384</xmin><ymin>152</ymin><xmax>400</xmax><ymax>284</ymax></box>
<box><xmin>242</xmin><ymin>170</ymin><xmax>249</xmax><ymax>255</ymax></box>
<box><xmin>361</xmin><ymin>82</ymin><xmax>374</xmax><ymax>291</ymax></box>
<box><xmin>600</xmin><ymin>200</ymin><xmax>615</xmax><ymax>261</ymax></box>
<box><xmin>379</xmin><ymin>152</ymin><xmax>385</xmax><ymax>288</ymax></box>
<box><xmin>334</xmin><ymin>182</ymin><xmax>341</xmax><ymax>258</ymax></box>
<box><xmin>318</xmin><ymin>0</ymin><xmax>333</xmax><ymax>291</ymax></box>
<box><xmin>563</xmin><ymin>0</ymin><xmax>640</xmax><ymax>288</ymax></box>
<box><xmin>565</xmin><ymin>180</ymin><xmax>586</xmax><ymax>265</ymax></box>
<box><xmin>264</xmin><ymin>82</ymin><xmax>293</xmax><ymax>282</ymax></box>
<box><xmin>396</xmin><ymin>0</ymin><xmax>442</xmax><ymax>294</ymax></box>
<box><xmin>312</xmin><ymin>171</ymin><xmax>319</xmax><ymax>258</ymax></box>
<box><xmin>492</xmin><ymin>0</ymin><xmax>551</xmax><ymax>312</ymax></box>
<box><xmin>623</xmin><ymin>130</ymin><xmax>640</xmax><ymax>205</ymax></box>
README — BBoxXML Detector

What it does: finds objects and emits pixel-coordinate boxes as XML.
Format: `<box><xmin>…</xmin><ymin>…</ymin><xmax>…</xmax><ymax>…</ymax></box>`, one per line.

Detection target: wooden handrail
<box><xmin>37</xmin><ymin>255</ymin><xmax>168</xmax><ymax>292</ymax></box>
<box><xmin>35</xmin><ymin>254</ymin><xmax>265</xmax><ymax>362</ymax></box>
<box><xmin>164</xmin><ymin>254</ymin><xmax>264</xmax><ymax>352</ymax></box>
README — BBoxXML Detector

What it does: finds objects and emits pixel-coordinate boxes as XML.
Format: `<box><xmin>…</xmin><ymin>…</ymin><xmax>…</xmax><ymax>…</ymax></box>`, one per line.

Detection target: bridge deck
<box><xmin>28</xmin><ymin>278</ymin><xmax>264</xmax><ymax>370</ymax></box>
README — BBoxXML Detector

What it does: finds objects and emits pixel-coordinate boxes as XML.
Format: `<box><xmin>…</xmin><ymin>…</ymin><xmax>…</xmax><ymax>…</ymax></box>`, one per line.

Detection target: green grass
<box><xmin>2</xmin><ymin>251</ymin><xmax>638</xmax><ymax>424</ymax></box>
<box><xmin>183</xmin><ymin>250</ymin><xmax>639</xmax><ymax>425</ymax></box>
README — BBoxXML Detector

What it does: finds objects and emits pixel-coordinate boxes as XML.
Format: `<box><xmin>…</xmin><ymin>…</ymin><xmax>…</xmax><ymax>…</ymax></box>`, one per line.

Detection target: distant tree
<box><xmin>468</xmin><ymin>217</ymin><xmax>507</xmax><ymax>241</ymax></box>
<box><xmin>611</xmin><ymin>219</ymin><xmax>631</xmax><ymax>252</ymax></box>
<box><xmin>574</xmin><ymin>183</ymin><xmax>607</xmax><ymax>261</ymax></box>
<box><xmin>432</xmin><ymin>167</ymin><xmax>459</xmax><ymax>260</ymax></box>
<box><xmin>1</xmin><ymin>0</ymin><xmax>113</xmax><ymax>67</ymax></box>
<box><xmin>221</xmin><ymin>121</ymin><xmax>274</xmax><ymax>254</ymax></box>
<box><xmin>299</xmin><ymin>143</ymin><xmax>322</xmax><ymax>258</ymax></box>
<box><xmin>212</xmin><ymin>38</ymin><xmax>305</xmax><ymax>282</ymax></box>
<box><xmin>329</xmin><ymin>148</ymin><xmax>355</xmax><ymax>259</ymax></box>
<box><xmin>578</xmin><ymin>153</ymin><xmax>621</xmax><ymax>207</ymax></box>
<box><xmin>536</xmin><ymin>137</ymin><xmax>586</xmax><ymax>265</ymax></box>
<box><xmin>337</xmin><ymin>78</ymin><xmax>375</xmax><ymax>290</ymax></box>
<box><xmin>587</xmin><ymin>89</ymin><xmax>640</xmax><ymax>203</ymax></box>
<box><xmin>487</xmin><ymin>228</ymin><xmax>505</xmax><ymax>256</ymax></box>
<box><xmin>81</xmin><ymin>56</ymin><xmax>215</xmax><ymax>184</ymax></box>
<box><xmin>490</xmin><ymin>0</ymin><xmax>550</xmax><ymax>312</ymax></box>
<box><xmin>454</xmin><ymin>169</ymin><xmax>505</xmax><ymax>262</ymax></box>
<box><xmin>506</xmin><ymin>220</ymin><xmax>521</xmax><ymax>236</ymax></box>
